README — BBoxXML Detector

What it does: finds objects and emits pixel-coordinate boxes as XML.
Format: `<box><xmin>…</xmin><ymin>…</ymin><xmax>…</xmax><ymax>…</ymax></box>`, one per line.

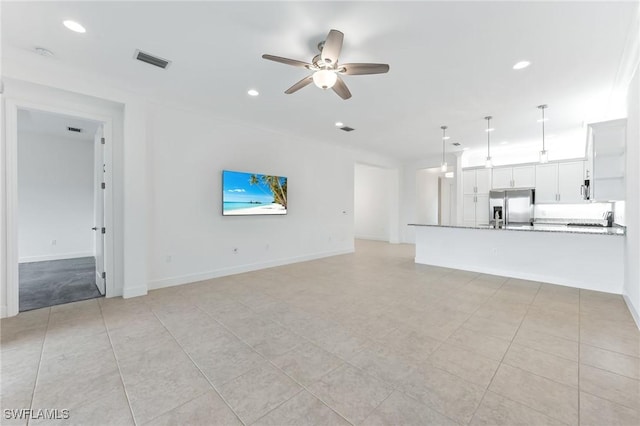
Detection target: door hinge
<box><xmin>101</xmin><ymin>227</ymin><xmax>106</xmax><ymax>234</ymax></box>
<box><xmin>102</xmin><ymin>272</ymin><xmax>106</xmax><ymax>279</ymax></box>
<box><xmin>101</xmin><ymin>137</ymin><xmax>106</xmax><ymax>145</ymax></box>
<box><xmin>101</xmin><ymin>182</ymin><xmax>106</xmax><ymax>189</ymax></box>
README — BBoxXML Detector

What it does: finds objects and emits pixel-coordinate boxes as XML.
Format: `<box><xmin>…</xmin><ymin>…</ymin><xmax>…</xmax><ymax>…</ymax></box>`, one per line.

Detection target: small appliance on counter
<box><xmin>489</xmin><ymin>189</ymin><xmax>535</xmax><ymax>227</ymax></box>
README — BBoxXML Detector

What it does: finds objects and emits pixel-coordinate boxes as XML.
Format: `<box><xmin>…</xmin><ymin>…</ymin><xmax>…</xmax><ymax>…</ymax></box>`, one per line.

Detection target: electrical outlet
<box><xmin>166</xmin><ymin>255</ymin><xmax>172</xmax><ymax>263</ymax></box>
<box><xmin>265</xmin><ymin>244</ymin><xmax>270</xmax><ymax>251</ymax></box>
<box><xmin>233</xmin><ymin>248</ymin><xmax>238</xmax><ymax>254</ymax></box>
<box><xmin>51</xmin><ymin>240</ymin><xmax>57</xmax><ymax>246</ymax></box>
<box><xmin>491</xmin><ymin>247</ymin><xmax>498</xmax><ymax>256</ymax></box>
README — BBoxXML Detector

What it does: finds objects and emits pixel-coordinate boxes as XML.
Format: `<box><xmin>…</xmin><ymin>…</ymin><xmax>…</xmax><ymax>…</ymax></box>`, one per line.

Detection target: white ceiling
<box><xmin>2</xmin><ymin>1</ymin><xmax>637</xmax><ymax>161</ymax></box>
<box><xmin>17</xmin><ymin>108</ymin><xmax>100</xmax><ymax>141</ymax></box>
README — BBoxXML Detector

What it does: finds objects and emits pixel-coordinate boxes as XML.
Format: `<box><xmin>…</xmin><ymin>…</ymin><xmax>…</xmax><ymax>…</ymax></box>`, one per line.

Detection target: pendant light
<box><xmin>538</xmin><ymin>104</ymin><xmax>548</xmax><ymax>163</ymax></box>
<box><xmin>440</xmin><ymin>125</ymin><xmax>448</xmax><ymax>172</ymax></box>
<box><xmin>484</xmin><ymin>116</ymin><xmax>493</xmax><ymax>168</ymax></box>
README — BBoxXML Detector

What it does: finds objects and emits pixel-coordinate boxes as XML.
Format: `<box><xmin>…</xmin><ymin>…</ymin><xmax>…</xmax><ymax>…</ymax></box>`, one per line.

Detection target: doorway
<box><xmin>415</xmin><ymin>167</ymin><xmax>456</xmax><ymax>225</ymax></box>
<box><xmin>16</xmin><ymin>108</ymin><xmax>106</xmax><ymax>311</ymax></box>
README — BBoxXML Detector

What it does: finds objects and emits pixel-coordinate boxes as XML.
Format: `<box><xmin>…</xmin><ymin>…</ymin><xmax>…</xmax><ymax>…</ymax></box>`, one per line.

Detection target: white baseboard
<box><xmin>354</xmin><ymin>234</ymin><xmax>389</xmax><ymax>242</ymax></box>
<box><xmin>623</xmin><ymin>293</ymin><xmax>640</xmax><ymax>330</ymax></box>
<box><xmin>19</xmin><ymin>252</ymin><xmax>94</xmax><ymax>263</ymax></box>
<box><xmin>122</xmin><ymin>285</ymin><xmax>148</xmax><ymax>299</ymax></box>
<box><xmin>149</xmin><ymin>248</ymin><xmax>354</xmax><ymax>291</ymax></box>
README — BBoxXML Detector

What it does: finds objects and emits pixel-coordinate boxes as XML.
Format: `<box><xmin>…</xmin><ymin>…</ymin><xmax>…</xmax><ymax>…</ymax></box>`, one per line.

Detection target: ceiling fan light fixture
<box><xmin>312</xmin><ymin>69</ymin><xmax>337</xmax><ymax>89</ymax></box>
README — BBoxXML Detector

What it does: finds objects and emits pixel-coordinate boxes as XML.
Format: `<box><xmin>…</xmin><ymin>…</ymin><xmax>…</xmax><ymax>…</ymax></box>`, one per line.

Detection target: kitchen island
<box><xmin>410</xmin><ymin>223</ymin><xmax>625</xmax><ymax>294</ymax></box>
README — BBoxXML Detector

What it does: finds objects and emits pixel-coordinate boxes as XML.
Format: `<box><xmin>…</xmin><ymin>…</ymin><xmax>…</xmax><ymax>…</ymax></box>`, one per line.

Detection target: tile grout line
<box><xmin>466</xmin><ymin>280</ymin><xmax>545</xmax><ymax>425</ymax></box>
<box><xmin>578</xmin><ymin>289</ymin><xmax>582</xmax><ymax>426</ymax></box>
<box><xmin>25</xmin><ymin>307</ymin><xmax>51</xmax><ymax>426</ymax></box>
<box><xmin>192</xmin><ymin>304</ymin><xmax>356</xmax><ymax>426</ymax></box>
<box><xmin>98</xmin><ymin>301</ymin><xmax>139</xmax><ymax>426</ymax></box>
<box><xmin>148</xmin><ymin>307</ymin><xmax>249</xmax><ymax>426</ymax></box>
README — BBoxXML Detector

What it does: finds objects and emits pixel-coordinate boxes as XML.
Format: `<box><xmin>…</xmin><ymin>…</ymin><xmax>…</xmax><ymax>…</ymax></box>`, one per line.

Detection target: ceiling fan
<box><xmin>262</xmin><ymin>29</ymin><xmax>390</xmax><ymax>100</ymax></box>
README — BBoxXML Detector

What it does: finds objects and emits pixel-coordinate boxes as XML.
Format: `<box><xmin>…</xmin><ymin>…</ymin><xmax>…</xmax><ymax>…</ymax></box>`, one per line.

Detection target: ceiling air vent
<box><xmin>452</xmin><ymin>142</ymin><xmax>461</xmax><ymax>146</ymax></box>
<box><xmin>340</xmin><ymin>126</ymin><xmax>355</xmax><ymax>132</ymax></box>
<box><xmin>67</xmin><ymin>127</ymin><xmax>82</xmax><ymax>133</ymax></box>
<box><xmin>134</xmin><ymin>49</ymin><xmax>171</xmax><ymax>69</ymax></box>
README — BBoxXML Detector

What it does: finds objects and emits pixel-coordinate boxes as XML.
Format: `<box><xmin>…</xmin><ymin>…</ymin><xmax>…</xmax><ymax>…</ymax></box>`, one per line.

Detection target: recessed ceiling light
<box><xmin>34</xmin><ymin>47</ymin><xmax>54</xmax><ymax>57</ymax></box>
<box><xmin>335</xmin><ymin>121</ymin><xmax>344</xmax><ymax>127</ymax></box>
<box><xmin>485</xmin><ymin>128</ymin><xmax>495</xmax><ymax>132</ymax></box>
<box><xmin>63</xmin><ymin>20</ymin><xmax>86</xmax><ymax>33</ymax></box>
<box><xmin>513</xmin><ymin>61</ymin><xmax>531</xmax><ymax>70</ymax></box>
<box><xmin>500</xmin><ymin>141</ymin><xmax>509</xmax><ymax>145</ymax></box>
<box><xmin>537</xmin><ymin>118</ymin><xmax>549</xmax><ymax>123</ymax></box>
<box><xmin>463</xmin><ymin>147</ymin><xmax>470</xmax><ymax>151</ymax></box>
<box><xmin>247</xmin><ymin>89</ymin><xmax>259</xmax><ymax>96</ymax></box>
<box><xmin>442</xmin><ymin>136</ymin><xmax>451</xmax><ymax>140</ymax></box>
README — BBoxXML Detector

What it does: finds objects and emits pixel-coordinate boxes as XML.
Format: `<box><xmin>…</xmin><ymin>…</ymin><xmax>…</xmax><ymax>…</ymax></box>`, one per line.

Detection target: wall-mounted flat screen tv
<box><xmin>222</xmin><ymin>170</ymin><xmax>287</xmax><ymax>216</ymax></box>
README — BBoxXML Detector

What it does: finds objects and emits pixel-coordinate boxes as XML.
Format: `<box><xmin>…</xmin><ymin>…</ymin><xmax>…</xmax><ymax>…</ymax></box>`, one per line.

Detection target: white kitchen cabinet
<box><xmin>492</xmin><ymin>165</ymin><xmax>535</xmax><ymax>189</ymax></box>
<box><xmin>462</xmin><ymin>194</ymin><xmax>489</xmax><ymax>226</ymax></box>
<box><xmin>476</xmin><ymin>169</ymin><xmax>491</xmax><ymax>194</ymax></box>
<box><xmin>513</xmin><ymin>165</ymin><xmax>536</xmax><ymax>188</ymax></box>
<box><xmin>558</xmin><ymin>162</ymin><xmax>585</xmax><ymax>203</ymax></box>
<box><xmin>535</xmin><ymin>163</ymin><xmax>559</xmax><ymax>203</ymax></box>
<box><xmin>463</xmin><ymin>170</ymin><xmax>477</xmax><ymax>194</ymax></box>
<box><xmin>462</xmin><ymin>168</ymin><xmax>491</xmax><ymax>226</ymax></box>
<box><xmin>475</xmin><ymin>194</ymin><xmax>490</xmax><ymax>225</ymax></box>
<box><xmin>587</xmin><ymin>119</ymin><xmax>626</xmax><ymax>201</ymax></box>
<box><xmin>535</xmin><ymin>161</ymin><xmax>585</xmax><ymax>203</ymax></box>
<box><xmin>492</xmin><ymin>168</ymin><xmax>512</xmax><ymax>189</ymax></box>
<box><xmin>463</xmin><ymin>168</ymin><xmax>491</xmax><ymax>195</ymax></box>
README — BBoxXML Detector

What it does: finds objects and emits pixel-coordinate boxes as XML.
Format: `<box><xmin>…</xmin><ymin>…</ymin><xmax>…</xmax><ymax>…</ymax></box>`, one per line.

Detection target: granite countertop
<box><xmin>408</xmin><ymin>223</ymin><xmax>626</xmax><ymax>236</ymax></box>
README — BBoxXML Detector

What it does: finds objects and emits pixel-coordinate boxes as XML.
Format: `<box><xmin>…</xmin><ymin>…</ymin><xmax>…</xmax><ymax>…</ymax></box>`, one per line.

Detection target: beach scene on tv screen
<box><xmin>223</xmin><ymin>170</ymin><xmax>287</xmax><ymax>215</ymax></box>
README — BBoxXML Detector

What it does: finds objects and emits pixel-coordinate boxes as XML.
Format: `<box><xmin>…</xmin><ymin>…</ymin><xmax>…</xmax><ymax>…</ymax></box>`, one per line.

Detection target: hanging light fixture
<box><xmin>538</xmin><ymin>104</ymin><xmax>548</xmax><ymax>163</ymax></box>
<box><xmin>440</xmin><ymin>125</ymin><xmax>448</xmax><ymax>172</ymax></box>
<box><xmin>484</xmin><ymin>116</ymin><xmax>493</xmax><ymax>168</ymax></box>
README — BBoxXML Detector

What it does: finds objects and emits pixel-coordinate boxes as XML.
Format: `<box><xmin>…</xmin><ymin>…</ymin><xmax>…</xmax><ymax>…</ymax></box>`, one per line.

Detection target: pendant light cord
<box><xmin>485</xmin><ymin>116</ymin><xmax>492</xmax><ymax>157</ymax></box>
<box><xmin>441</xmin><ymin>126</ymin><xmax>447</xmax><ymax>164</ymax></box>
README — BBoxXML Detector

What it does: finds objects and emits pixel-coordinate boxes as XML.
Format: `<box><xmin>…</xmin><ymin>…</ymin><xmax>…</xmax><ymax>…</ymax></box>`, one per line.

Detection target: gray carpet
<box><xmin>19</xmin><ymin>257</ymin><xmax>102</xmax><ymax>312</ymax></box>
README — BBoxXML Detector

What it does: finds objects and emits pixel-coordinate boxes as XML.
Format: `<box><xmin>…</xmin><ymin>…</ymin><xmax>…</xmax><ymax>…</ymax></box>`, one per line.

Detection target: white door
<box><xmin>462</xmin><ymin>170</ymin><xmax>476</xmax><ymax>194</ymax></box>
<box><xmin>475</xmin><ymin>168</ymin><xmax>492</xmax><ymax>194</ymax></box>
<box><xmin>558</xmin><ymin>161</ymin><xmax>585</xmax><ymax>203</ymax></box>
<box><xmin>463</xmin><ymin>194</ymin><xmax>476</xmax><ymax>223</ymax></box>
<box><xmin>475</xmin><ymin>194</ymin><xmax>490</xmax><ymax>225</ymax></box>
<box><xmin>513</xmin><ymin>165</ymin><xmax>536</xmax><ymax>188</ymax></box>
<box><xmin>492</xmin><ymin>167</ymin><xmax>513</xmax><ymax>189</ymax></box>
<box><xmin>535</xmin><ymin>163</ymin><xmax>559</xmax><ymax>203</ymax></box>
<box><xmin>93</xmin><ymin>126</ymin><xmax>105</xmax><ymax>295</ymax></box>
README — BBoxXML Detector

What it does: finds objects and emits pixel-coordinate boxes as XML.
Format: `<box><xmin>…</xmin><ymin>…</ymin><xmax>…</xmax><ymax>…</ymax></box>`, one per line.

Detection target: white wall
<box><xmin>415</xmin><ymin>168</ymin><xmax>440</xmax><ymax>225</ymax></box>
<box><xmin>18</xmin><ymin>132</ymin><xmax>94</xmax><ymax>262</ymax></box>
<box><xmin>624</xmin><ymin>64</ymin><xmax>640</xmax><ymax>326</ymax></box>
<box><xmin>354</xmin><ymin>164</ymin><xmax>392</xmax><ymax>241</ymax></box>
<box><xmin>146</xmin><ymin>103</ymin><xmax>360</xmax><ymax>289</ymax></box>
<box><xmin>401</xmin><ymin>155</ymin><xmax>458</xmax><ymax>243</ymax></box>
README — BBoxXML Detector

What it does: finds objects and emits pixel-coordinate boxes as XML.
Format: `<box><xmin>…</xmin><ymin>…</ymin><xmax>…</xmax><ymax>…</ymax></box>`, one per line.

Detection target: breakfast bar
<box><xmin>410</xmin><ymin>223</ymin><xmax>625</xmax><ymax>294</ymax></box>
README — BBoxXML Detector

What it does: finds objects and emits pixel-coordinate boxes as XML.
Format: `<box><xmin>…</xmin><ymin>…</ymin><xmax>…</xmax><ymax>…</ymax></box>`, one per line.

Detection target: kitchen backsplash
<box><xmin>534</xmin><ymin>202</ymin><xmax>615</xmax><ymax>222</ymax></box>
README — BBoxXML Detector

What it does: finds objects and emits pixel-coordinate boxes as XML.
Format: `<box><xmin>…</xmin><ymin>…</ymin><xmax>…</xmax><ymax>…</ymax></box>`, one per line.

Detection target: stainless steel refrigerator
<box><xmin>489</xmin><ymin>189</ymin><xmax>535</xmax><ymax>226</ymax></box>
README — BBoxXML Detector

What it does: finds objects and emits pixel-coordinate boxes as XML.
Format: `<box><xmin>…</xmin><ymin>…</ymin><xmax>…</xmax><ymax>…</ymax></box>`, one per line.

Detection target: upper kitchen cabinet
<box><xmin>587</xmin><ymin>119</ymin><xmax>626</xmax><ymax>201</ymax></box>
<box><xmin>462</xmin><ymin>168</ymin><xmax>491</xmax><ymax>226</ymax></box>
<box><xmin>535</xmin><ymin>161</ymin><xmax>586</xmax><ymax>204</ymax></box>
<box><xmin>463</xmin><ymin>168</ymin><xmax>491</xmax><ymax>195</ymax></box>
<box><xmin>492</xmin><ymin>165</ymin><xmax>535</xmax><ymax>189</ymax></box>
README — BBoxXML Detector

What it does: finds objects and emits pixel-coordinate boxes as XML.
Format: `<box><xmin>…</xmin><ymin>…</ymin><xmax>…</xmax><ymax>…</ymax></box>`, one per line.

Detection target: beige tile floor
<box><xmin>2</xmin><ymin>240</ymin><xmax>639</xmax><ymax>426</ymax></box>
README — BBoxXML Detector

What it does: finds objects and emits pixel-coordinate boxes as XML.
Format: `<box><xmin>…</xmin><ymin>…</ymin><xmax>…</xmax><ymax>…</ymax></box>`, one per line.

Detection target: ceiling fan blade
<box><xmin>320</xmin><ymin>29</ymin><xmax>344</xmax><ymax>65</ymax></box>
<box><xmin>332</xmin><ymin>75</ymin><xmax>352</xmax><ymax>100</ymax></box>
<box><xmin>262</xmin><ymin>54</ymin><xmax>312</xmax><ymax>69</ymax></box>
<box><xmin>339</xmin><ymin>63</ymin><xmax>390</xmax><ymax>75</ymax></box>
<box><xmin>285</xmin><ymin>75</ymin><xmax>314</xmax><ymax>94</ymax></box>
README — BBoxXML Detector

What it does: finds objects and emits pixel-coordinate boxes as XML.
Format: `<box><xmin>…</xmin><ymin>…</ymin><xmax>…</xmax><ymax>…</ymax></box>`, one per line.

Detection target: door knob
<box><xmin>92</xmin><ymin>227</ymin><xmax>98</xmax><ymax>231</ymax></box>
